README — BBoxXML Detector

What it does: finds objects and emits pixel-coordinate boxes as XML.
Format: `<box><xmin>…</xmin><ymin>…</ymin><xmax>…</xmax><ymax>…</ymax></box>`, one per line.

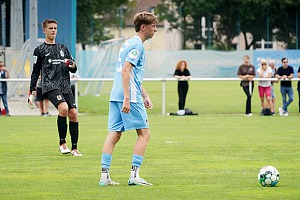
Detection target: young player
<box><xmin>99</xmin><ymin>12</ymin><xmax>157</xmax><ymax>186</ymax></box>
<box><xmin>28</xmin><ymin>19</ymin><xmax>82</xmax><ymax>156</ymax></box>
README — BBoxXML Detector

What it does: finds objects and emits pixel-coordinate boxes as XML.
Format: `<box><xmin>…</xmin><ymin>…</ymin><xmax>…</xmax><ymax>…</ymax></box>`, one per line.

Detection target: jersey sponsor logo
<box><xmin>33</xmin><ymin>56</ymin><xmax>37</xmax><ymax>64</ymax></box>
<box><xmin>128</xmin><ymin>49</ymin><xmax>139</xmax><ymax>60</ymax></box>
<box><xmin>60</xmin><ymin>50</ymin><xmax>64</xmax><ymax>57</ymax></box>
<box><xmin>57</xmin><ymin>95</ymin><xmax>62</xmax><ymax>100</ymax></box>
<box><xmin>48</xmin><ymin>58</ymin><xmax>65</xmax><ymax>65</ymax></box>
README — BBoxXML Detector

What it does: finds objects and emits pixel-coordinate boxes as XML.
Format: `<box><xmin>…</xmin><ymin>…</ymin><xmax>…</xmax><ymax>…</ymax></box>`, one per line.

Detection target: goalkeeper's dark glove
<box><xmin>64</xmin><ymin>59</ymin><xmax>75</xmax><ymax>68</ymax></box>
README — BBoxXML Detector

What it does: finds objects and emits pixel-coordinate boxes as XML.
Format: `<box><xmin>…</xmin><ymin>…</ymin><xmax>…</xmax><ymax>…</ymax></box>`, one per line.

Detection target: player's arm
<box><xmin>29</xmin><ymin>51</ymin><xmax>41</xmax><ymax>93</ymax></box>
<box><xmin>121</xmin><ymin>61</ymin><xmax>133</xmax><ymax>113</ymax></box>
<box><xmin>141</xmin><ymin>85</ymin><xmax>153</xmax><ymax>110</ymax></box>
<box><xmin>28</xmin><ymin>51</ymin><xmax>41</xmax><ymax>108</ymax></box>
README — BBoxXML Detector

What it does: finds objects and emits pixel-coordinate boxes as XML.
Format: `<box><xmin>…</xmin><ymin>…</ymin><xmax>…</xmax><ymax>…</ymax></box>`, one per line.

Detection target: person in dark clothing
<box><xmin>0</xmin><ymin>61</ymin><xmax>10</xmax><ymax>116</ymax></box>
<box><xmin>276</xmin><ymin>57</ymin><xmax>294</xmax><ymax>116</ymax></box>
<box><xmin>173</xmin><ymin>60</ymin><xmax>191</xmax><ymax>114</ymax></box>
<box><xmin>28</xmin><ymin>19</ymin><xmax>82</xmax><ymax>156</ymax></box>
<box><xmin>237</xmin><ymin>55</ymin><xmax>256</xmax><ymax>116</ymax></box>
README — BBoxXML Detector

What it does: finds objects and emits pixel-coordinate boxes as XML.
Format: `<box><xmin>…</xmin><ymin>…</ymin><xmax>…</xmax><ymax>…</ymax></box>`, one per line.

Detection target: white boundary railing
<box><xmin>2</xmin><ymin>78</ymin><xmax>299</xmax><ymax>115</ymax></box>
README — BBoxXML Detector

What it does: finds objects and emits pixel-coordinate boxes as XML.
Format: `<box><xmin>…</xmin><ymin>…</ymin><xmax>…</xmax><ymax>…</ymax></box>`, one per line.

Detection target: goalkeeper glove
<box><xmin>64</xmin><ymin>59</ymin><xmax>75</xmax><ymax>68</ymax></box>
<box><xmin>27</xmin><ymin>91</ymin><xmax>35</xmax><ymax>109</ymax></box>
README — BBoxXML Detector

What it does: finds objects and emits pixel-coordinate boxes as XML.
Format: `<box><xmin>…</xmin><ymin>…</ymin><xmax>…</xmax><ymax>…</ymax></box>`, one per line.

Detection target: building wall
<box><xmin>24</xmin><ymin>0</ymin><xmax>76</xmax><ymax>56</ymax></box>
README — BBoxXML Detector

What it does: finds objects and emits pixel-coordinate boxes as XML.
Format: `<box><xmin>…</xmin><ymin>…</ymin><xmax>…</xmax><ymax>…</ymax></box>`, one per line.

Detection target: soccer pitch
<box><xmin>1</xmin><ymin>81</ymin><xmax>300</xmax><ymax>199</ymax></box>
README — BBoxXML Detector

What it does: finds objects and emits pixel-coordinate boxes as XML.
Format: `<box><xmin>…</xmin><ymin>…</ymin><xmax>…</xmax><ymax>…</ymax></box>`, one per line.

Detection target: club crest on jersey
<box><xmin>57</xmin><ymin>95</ymin><xmax>62</xmax><ymax>100</ymax></box>
<box><xmin>60</xmin><ymin>50</ymin><xmax>64</xmax><ymax>57</ymax></box>
<box><xmin>128</xmin><ymin>49</ymin><xmax>139</xmax><ymax>60</ymax></box>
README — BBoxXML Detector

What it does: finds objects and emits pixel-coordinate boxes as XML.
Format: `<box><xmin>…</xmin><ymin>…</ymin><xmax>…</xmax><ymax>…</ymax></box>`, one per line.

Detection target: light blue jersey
<box><xmin>110</xmin><ymin>36</ymin><xmax>145</xmax><ymax>103</ymax></box>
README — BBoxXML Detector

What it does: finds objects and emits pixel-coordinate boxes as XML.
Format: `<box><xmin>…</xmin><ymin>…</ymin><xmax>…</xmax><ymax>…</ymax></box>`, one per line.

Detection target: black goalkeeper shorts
<box><xmin>44</xmin><ymin>89</ymin><xmax>76</xmax><ymax>109</ymax></box>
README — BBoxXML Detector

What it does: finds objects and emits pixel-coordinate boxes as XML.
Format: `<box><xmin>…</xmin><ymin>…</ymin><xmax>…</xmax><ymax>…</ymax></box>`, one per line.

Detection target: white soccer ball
<box><xmin>258</xmin><ymin>166</ymin><xmax>280</xmax><ymax>187</ymax></box>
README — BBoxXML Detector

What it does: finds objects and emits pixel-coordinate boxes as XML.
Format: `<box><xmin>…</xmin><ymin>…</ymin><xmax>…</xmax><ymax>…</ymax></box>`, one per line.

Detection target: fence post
<box><xmin>162</xmin><ymin>79</ymin><xmax>166</xmax><ymax>115</ymax></box>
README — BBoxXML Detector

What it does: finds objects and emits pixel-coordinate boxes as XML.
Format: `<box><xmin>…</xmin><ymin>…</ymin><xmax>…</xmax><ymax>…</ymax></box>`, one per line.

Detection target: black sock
<box><xmin>69</xmin><ymin>121</ymin><xmax>79</xmax><ymax>150</ymax></box>
<box><xmin>57</xmin><ymin>116</ymin><xmax>67</xmax><ymax>145</ymax></box>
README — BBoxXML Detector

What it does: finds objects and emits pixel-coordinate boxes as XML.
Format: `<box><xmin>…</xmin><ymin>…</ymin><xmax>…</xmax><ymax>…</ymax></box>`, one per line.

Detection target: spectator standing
<box><xmin>0</xmin><ymin>61</ymin><xmax>10</xmax><ymax>116</ymax></box>
<box><xmin>269</xmin><ymin>59</ymin><xmax>278</xmax><ymax>114</ymax></box>
<box><xmin>276</xmin><ymin>58</ymin><xmax>294</xmax><ymax>116</ymax></box>
<box><xmin>173</xmin><ymin>60</ymin><xmax>191</xmax><ymax>115</ymax></box>
<box><xmin>256</xmin><ymin>59</ymin><xmax>273</xmax><ymax>115</ymax></box>
<box><xmin>237</xmin><ymin>55</ymin><xmax>255</xmax><ymax>116</ymax></box>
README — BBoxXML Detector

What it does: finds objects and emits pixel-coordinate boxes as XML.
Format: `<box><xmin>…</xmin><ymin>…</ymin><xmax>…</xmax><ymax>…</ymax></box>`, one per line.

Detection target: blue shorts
<box><xmin>108</xmin><ymin>101</ymin><xmax>149</xmax><ymax>132</ymax></box>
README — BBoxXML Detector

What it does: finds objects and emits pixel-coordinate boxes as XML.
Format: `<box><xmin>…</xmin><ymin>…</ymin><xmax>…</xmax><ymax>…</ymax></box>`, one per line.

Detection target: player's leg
<box><xmin>122</xmin><ymin>102</ymin><xmax>152</xmax><ymax>186</ymax></box>
<box><xmin>64</xmin><ymin>93</ymin><xmax>82</xmax><ymax>156</ymax></box>
<box><xmin>128</xmin><ymin>128</ymin><xmax>152</xmax><ymax>186</ymax></box>
<box><xmin>99</xmin><ymin>102</ymin><xmax>123</xmax><ymax>186</ymax></box>
<box><xmin>99</xmin><ymin>131</ymin><xmax>122</xmax><ymax>186</ymax></box>
<box><xmin>45</xmin><ymin>90</ymin><xmax>70</xmax><ymax>154</ymax></box>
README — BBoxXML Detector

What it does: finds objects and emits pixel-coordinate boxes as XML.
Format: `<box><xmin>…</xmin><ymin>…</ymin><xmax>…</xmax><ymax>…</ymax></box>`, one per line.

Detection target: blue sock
<box><xmin>132</xmin><ymin>154</ymin><xmax>143</xmax><ymax>168</ymax></box>
<box><xmin>101</xmin><ymin>154</ymin><xmax>112</xmax><ymax>170</ymax></box>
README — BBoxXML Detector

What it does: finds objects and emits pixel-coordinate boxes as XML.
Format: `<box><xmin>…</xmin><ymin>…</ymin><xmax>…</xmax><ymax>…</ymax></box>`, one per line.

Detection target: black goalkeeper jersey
<box><xmin>30</xmin><ymin>42</ymin><xmax>77</xmax><ymax>94</ymax></box>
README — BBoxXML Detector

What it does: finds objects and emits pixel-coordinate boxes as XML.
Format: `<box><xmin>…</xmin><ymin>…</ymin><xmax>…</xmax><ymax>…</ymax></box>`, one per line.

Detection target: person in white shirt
<box><xmin>257</xmin><ymin>59</ymin><xmax>274</xmax><ymax>115</ymax></box>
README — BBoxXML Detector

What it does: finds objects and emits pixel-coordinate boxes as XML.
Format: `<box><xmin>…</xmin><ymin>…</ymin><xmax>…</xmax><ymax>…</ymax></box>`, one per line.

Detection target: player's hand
<box><xmin>27</xmin><ymin>91</ymin><xmax>35</xmax><ymax>109</ymax></box>
<box><xmin>121</xmin><ymin>98</ymin><xmax>130</xmax><ymax>113</ymax></box>
<box><xmin>64</xmin><ymin>59</ymin><xmax>75</xmax><ymax>68</ymax></box>
<box><xmin>144</xmin><ymin>97</ymin><xmax>153</xmax><ymax>110</ymax></box>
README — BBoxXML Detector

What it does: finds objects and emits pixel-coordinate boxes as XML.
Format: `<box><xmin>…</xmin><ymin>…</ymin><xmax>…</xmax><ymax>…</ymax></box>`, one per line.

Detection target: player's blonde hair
<box><xmin>133</xmin><ymin>12</ymin><xmax>157</xmax><ymax>32</ymax></box>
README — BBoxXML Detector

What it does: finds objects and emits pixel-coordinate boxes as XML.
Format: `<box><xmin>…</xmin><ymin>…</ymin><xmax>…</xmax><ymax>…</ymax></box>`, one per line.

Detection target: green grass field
<box><xmin>1</xmin><ymin>81</ymin><xmax>300</xmax><ymax>199</ymax></box>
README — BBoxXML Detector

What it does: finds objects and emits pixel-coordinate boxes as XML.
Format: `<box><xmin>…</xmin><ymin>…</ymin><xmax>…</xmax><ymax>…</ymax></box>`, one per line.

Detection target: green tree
<box><xmin>77</xmin><ymin>0</ymin><xmax>133</xmax><ymax>49</ymax></box>
<box><xmin>156</xmin><ymin>0</ymin><xmax>300</xmax><ymax>50</ymax></box>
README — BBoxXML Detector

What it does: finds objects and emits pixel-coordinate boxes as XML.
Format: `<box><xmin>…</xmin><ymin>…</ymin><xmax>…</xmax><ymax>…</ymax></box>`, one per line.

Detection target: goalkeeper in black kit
<box><xmin>28</xmin><ymin>19</ymin><xmax>82</xmax><ymax>156</ymax></box>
